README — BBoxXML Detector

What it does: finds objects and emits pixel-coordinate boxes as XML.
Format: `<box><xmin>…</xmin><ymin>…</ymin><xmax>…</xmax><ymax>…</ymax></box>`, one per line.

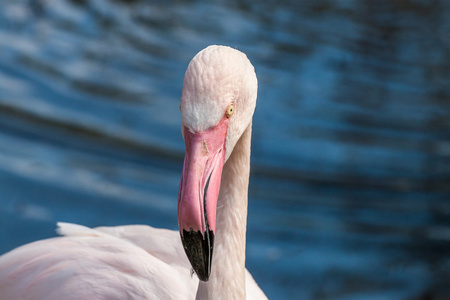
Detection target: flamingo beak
<box><xmin>178</xmin><ymin>117</ymin><xmax>229</xmax><ymax>281</ymax></box>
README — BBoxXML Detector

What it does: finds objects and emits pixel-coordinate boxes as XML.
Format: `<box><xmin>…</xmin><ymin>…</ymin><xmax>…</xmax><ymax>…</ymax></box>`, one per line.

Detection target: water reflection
<box><xmin>0</xmin><ymin>0</ymin><xmax>449</xmax><ymax>299</ymax></box>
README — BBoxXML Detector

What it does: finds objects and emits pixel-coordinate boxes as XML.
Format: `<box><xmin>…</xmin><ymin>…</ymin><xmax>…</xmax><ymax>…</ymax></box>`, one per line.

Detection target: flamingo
<box><xmin>0</xmin><ymin>45</ymin><xmax>267</xmax><ymax>300</ymax></box>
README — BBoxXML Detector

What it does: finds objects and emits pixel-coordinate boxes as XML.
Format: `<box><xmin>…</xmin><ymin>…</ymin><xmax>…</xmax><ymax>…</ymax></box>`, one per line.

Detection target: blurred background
<box><xmin>0</xmin><ymin>0</ymin><xmax>449</xmax><ymax>299</ymax></box>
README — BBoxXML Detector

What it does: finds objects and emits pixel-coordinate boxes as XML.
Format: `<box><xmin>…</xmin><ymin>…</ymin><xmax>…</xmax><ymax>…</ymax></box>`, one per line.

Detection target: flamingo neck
<box><xmin>196</xmin><ymin>123</ymin><xmax>252</xmax><ymax>300</ymax></box>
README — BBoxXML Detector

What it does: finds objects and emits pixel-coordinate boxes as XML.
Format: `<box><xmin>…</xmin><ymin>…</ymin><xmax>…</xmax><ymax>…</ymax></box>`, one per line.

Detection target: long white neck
<box><xmin>196</xmin><ymin>123</ymin><xmax>252</xmax><ymax>300</ymax></box>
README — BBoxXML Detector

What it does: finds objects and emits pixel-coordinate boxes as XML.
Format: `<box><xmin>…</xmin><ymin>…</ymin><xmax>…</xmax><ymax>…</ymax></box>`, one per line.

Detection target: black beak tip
<box><xmin>181</xmin><ymin>229</ymin><xmax>215</xmax><ymax>282</ymax></box>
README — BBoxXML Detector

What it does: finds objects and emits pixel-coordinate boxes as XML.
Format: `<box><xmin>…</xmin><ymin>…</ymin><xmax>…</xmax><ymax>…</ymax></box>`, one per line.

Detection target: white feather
<box><xmin>0</xmin><ymin>223</ymin><xmax>265</xmax><ymax>300</ymax></box>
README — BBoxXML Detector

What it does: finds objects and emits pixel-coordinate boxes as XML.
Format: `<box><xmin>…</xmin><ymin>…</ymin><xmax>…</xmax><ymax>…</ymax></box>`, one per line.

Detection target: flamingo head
<box><xmin>178</xmin><ymin>45</ymin><xmax>257</xmax><ymax>281</ymax></box>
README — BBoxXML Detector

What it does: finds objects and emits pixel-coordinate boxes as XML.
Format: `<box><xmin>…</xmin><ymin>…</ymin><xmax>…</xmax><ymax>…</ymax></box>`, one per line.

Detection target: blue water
<box><xmin>0</xmin><ymin>0</ymin><xmax>449</xmax><ymax>299</ymax></box>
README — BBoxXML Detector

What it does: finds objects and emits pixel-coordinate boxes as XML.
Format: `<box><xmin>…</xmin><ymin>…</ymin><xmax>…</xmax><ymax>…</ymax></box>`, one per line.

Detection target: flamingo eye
<box><xmin>226</xmin><ymin>103</ymin><xmax>234</xmax><ymax>118</ymax></box>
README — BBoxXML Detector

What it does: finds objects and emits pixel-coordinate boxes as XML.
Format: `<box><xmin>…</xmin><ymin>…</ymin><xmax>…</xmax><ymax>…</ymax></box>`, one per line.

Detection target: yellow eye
<box><xmin>226</xmin><ymin>103</ymin><xmax>234</xmax><ymax>118</ymax></box>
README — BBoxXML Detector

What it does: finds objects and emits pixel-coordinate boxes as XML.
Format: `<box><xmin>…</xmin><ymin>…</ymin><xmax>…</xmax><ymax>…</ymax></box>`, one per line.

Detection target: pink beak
<box><xmin>178</xmin><ymin>116</ymin><xmax>229</xmax><ymax>281</ymax></box>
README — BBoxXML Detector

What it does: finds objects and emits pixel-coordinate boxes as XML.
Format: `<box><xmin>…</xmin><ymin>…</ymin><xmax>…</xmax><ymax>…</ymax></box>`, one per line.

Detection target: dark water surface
<box><xmin>0</xmin><ymin>1</ymin><xmax>449</xmax><ymax>299</ymax></box>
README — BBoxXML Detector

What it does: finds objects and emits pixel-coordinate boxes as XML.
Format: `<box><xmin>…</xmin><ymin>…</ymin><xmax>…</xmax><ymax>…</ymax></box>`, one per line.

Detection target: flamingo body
<box><xmin>0</xmin><ymin>223</ymin><xmax>265</xmax><ymax>299</ymax></box>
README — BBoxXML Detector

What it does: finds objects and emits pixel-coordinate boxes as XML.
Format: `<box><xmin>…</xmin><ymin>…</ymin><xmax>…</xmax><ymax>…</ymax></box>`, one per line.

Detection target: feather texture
<box><xmin>0</xmin><ymin>223</ymin><xmax>265</xmax><ymax>300</ymax></box>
